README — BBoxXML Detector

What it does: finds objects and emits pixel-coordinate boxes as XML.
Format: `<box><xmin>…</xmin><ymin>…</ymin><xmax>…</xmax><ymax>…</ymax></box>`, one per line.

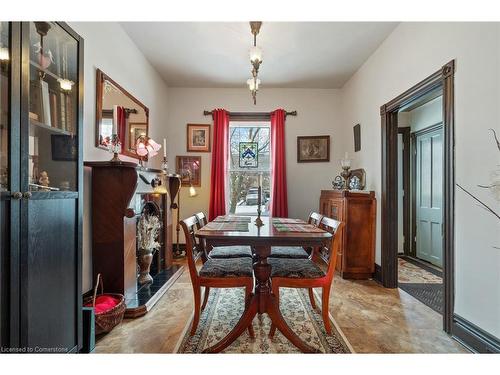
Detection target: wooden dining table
<box><xmin>195</xmin><ymin>215</ymin><xmax>332</xmax><ymax>353</ymax></box>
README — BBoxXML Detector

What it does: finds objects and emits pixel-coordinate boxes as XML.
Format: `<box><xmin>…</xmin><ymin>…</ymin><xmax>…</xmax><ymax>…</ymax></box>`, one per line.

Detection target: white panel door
<box><xmin>416</xmin><ymin>127</ymin><xmax>443</xmax><ymax>267</ymax></box>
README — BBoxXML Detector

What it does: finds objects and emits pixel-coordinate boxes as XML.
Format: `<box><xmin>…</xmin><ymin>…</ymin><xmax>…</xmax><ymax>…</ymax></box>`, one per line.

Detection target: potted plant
<box><xmin>137</xmin><ymin>213</ymin><xmax>161</xmax><ymax>284</ymax></box>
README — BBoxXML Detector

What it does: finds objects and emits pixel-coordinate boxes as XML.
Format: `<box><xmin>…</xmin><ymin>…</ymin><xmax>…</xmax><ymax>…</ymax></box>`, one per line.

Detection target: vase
<box><xmin>137</xmin><ymin>248</ymin><xmax>154</xmax><ymax>285</ymax></box>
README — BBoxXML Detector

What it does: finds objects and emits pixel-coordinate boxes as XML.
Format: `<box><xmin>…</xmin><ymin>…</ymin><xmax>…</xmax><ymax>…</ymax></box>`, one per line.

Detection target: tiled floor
<box><xmin>94</xmin><ymin>259</ymin><xmax>468</xmax><ymax>354</ymax></box>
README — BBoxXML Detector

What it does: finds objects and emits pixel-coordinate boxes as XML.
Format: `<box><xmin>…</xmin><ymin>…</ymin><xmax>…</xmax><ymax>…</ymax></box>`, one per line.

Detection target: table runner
<box><xmin>213</xmin><ymin>215</ymin><xmax>252</xmax><ymax>223</ymax></box>
<box><xmin>272</xmin><ymin>223</ymin><xmax>325</xmax><ymax>233</ymax></box>
<box><xmin>202</xmin><ymin>221</ymin><xmax>250</xmax><ymax>232</ymax></box>
<box><xmin>272</xmin><ymin>218</ymin><xmax>306</xmax><ymax>224</ymax></box>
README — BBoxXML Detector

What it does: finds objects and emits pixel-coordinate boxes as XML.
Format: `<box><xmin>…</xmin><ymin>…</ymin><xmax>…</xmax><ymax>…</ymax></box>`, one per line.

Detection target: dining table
<box><xmin>195</xmin><ymin>215</ymin><xmax>332</xmax><ymax>353</ymax></box>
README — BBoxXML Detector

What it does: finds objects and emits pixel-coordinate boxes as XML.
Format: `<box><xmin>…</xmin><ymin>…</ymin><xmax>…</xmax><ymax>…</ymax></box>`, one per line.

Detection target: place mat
<box><xmin>272</xmin><ymin>218</ymin><xmax>307</xmax><ymax>224</ymax></box>
<box><xmin>175</xmin><ymin>287</ymin><xmax>352</xmax><ymax>353</ymax></box>
<box><xmin>202</xmin><ymin>221</ymin><xmax>250</xmax><ymax>232</ymax></box>
<box><xmin>273</xmin><ymin>223</ymin><xmax>325</xmax><ymax>233</ymax></box>
<box><xmin>213</xmin><ymin>215</ymin><xmax>252</xmax><ymax>223</ymax></box>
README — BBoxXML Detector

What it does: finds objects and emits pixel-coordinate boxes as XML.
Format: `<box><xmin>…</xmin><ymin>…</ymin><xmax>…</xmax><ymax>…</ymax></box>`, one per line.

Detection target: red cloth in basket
<box><xmin>84</xmin><ymin>295</ymin><xmax>120</xmax><ymax>314</ymax></box>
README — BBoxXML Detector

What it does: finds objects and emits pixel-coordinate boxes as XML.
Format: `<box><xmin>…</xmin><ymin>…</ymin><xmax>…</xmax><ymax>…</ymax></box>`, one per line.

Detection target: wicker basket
<box><xmin>84</xmin><ymin>274</ymin><xmax>126</xmax><ymax>335</ymax></box>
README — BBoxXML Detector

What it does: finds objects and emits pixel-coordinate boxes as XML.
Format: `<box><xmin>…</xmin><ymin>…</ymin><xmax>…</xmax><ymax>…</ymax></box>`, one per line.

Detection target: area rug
<box><xmin>399</xmin><ymin>283</ymin><xmax>443</xmax><ymax>314</ymax></box>
<box><xmin>175</xmin><ymin>287</ymin><xmax>352</xmax><ymax>353</ymax></box>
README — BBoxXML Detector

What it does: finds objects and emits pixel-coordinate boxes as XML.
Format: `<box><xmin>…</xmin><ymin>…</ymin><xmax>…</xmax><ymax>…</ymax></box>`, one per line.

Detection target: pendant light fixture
<box><xmin>247</xmin><ymin>21</ymin><xmax>262</xmax><ymax>105</ymax></box>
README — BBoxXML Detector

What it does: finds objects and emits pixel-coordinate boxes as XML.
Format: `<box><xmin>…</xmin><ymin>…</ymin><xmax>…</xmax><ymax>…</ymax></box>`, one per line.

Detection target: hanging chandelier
<box><xmin>247</xmin><ymin>21</ymin><xmax>262</xmax><ymax>105</ymax></box>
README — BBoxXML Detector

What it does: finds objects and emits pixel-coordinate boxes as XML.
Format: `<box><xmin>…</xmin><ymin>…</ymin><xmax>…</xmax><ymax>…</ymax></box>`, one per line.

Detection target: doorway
<box><xmin>380</xmin><ymin>60</ymin><xmax>455</xmax><ymax>333</ymax></box>
<box><xmin>397</xmin><ymin>92</ymin><xmax>445</xmax><ymax>315</ymax></box>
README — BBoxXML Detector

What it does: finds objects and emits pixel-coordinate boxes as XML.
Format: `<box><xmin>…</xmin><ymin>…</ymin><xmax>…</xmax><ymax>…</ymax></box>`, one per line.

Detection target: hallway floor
<box><xmin>94</xmin><ymin>259</ymin><xmax>467</xmax><ymax>354</ymax></box>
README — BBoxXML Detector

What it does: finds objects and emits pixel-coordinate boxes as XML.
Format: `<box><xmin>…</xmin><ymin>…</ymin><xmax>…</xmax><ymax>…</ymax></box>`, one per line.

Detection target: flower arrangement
<box><xmin>137</xmin><ymin>214</ymin><xmax>161</xmax><ymax>253</ymax></box>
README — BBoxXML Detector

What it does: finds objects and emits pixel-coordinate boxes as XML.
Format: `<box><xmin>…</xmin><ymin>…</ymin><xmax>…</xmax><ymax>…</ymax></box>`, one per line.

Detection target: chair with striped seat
<box><xmin>181</xmin><ymin>215</ymin><xmax>255</xmax><ymax>337</ymax></box>
<box><xmin>269</xmin><ymin>216</ymin><xmax>344</xmax><ymax>336</ymax></box>
<box><xmin>195</xmin><ymin>212</ymin><xmax>253</xmax><ymax>259</ymax></box>
<box><xmin>269</xmin><ymin>211</ymin><xmax>324</xmax><ymax>259</ymax></box>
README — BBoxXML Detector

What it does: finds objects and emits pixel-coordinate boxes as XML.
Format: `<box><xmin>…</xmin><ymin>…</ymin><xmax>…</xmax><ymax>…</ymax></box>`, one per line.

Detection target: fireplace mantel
<box><xmin>84</xmin><ymin>161</ymin><xmax>182</xmax><ymax>318</ymax></box>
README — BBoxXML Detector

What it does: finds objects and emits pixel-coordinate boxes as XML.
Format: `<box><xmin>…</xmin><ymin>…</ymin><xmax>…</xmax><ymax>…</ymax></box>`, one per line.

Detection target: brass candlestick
<box><xmin>254</xmin><ymin>185</ymin><xmax>264</xmax><ymax>227</ymax></box>
<box><xmin>341</xmin><ymin>165</ymin><xmax>351</xmax><ymax>190</ymax></box>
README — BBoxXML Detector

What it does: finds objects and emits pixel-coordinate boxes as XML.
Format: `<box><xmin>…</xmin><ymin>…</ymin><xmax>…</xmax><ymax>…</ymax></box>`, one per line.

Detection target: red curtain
<box><xmin>115</xmin><ymin>106</ymin><xmax>127</xmax><ymax>145</ymax></box>
<box><xmin>270</xmin><ymin>109</ymin><xmax>288</xmax><ymax>217</ymax></box>
<box><xmin>209</xmin><ymin>109</ymin><xmax>229</xmax><ymax>221</ymax></box>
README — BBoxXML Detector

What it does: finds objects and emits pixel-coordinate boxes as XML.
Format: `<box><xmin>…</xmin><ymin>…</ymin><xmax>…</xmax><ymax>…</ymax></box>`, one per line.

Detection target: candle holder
<box><xmin>161</xmin><ymin>156</ymin><xmax>169</xmax><ymax>173</ymax></box>
<box><xmin>254</xmin><ymin>185</ymin><xmax>264</xmax><ymax>227</ymax></box>
<box><xmin>108</xmin><ymin>134</ymin><xmax>122</xmax><ymax>162</ymax></box>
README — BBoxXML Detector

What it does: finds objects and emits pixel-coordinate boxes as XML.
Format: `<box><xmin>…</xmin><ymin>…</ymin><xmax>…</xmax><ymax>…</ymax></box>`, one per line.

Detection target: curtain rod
<box><xmin>203</xmin><ymin>110</ymin><xmax>297</xmax><ymax>118</ymax></box>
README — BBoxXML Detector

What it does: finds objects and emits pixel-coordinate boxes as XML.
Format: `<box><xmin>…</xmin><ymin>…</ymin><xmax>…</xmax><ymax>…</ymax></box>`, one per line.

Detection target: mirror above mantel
<box><xmin>95</xmin><ymin>69</ymin><xmax>149</xmax><ymax>159</ymax></box>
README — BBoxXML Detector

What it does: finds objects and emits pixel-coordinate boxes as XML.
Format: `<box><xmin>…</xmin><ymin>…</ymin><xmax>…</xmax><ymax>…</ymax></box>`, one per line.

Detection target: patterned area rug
<box><xmin>175</xmin><ymin>287</ymin><xmax>352</xmax><ymax>353</ymax></box>
<box><xmin>398</xmin><ymin>258</ymin><xmax>442</xmax><ymax>284</ymax></box>
<box><xmin>398</xmin><ymin>283</ymin><xmax>443</xmax><ymax>314</ymax></box>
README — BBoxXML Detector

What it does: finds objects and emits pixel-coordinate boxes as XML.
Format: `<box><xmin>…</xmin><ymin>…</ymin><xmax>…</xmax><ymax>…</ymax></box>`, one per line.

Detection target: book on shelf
<box><xmin>49</xmin><ymin>91</ymin><xmax>59</xmax><ymax>129</ymax></box>
<box><xmin>40</xmin><ymin>79</ymin><xmax>51</xmax><ymax>127</ymax></box>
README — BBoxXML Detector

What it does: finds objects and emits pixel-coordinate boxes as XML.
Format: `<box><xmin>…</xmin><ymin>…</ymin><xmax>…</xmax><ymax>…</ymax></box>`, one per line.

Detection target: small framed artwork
<box><xmin>51</xmin><ymin>135</ymin><xmax>78</xmax><ymax>161</ymax></box>
<box><xmin>353</xmin><ymin>123</ymin><xmax>361</xmax><ymax>152</ymax></box>
<box><xmin>176</xmin><ymin>156</ymin><xmax>201</xmax><ymax>187</ymax></box>
<box><xmin>239</xmin><ymin>142</ymin><xmax>258</xmax><ymax>168</ymax></box>
<box><xmin>128</xmin><ymin>123</ymin><xmax>148</xmax><ymax>150</ymax></box>
<box><xmin>297</xmin><ymin>135</ymin><xmax>330</xmax><ymax>163</ymax></box>
<box><xmin>187</xmin><ymin>124</ymin><xmax>211</xmax><ymax>152</ymax></box>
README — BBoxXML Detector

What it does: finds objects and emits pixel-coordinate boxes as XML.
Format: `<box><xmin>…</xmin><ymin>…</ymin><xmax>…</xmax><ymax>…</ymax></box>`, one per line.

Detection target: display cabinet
<box><xmin>0</xmin><ymin>22</ymin><xmax>83</xmax><ymax>352</ymax></box>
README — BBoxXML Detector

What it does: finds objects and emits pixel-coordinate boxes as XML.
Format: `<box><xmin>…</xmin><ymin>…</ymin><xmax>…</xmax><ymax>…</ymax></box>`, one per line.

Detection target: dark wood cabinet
<box><xmin>320</xmin><ymin>190</ymin><xmax>376</xmax><ymax>279</ymax></box>
<box><xmin>0</xmin><ymin>22</ymin><xmax>83</xmax><ymax>352</ymax></box>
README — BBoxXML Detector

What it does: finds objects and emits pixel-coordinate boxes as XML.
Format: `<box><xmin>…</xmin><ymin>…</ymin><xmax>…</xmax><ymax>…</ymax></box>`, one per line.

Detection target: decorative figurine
<box><xmin>332</xmin><ymin>175</ymin><xmax>344</xmax><ymax>190</ymax></box>
<box><xmin>38</xmin><ymin>171</ymin><xmax>49</xmax><ymax>187</ymax></box>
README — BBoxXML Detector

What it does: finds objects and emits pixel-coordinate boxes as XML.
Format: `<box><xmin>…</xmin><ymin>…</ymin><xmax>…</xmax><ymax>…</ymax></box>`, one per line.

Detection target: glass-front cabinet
<box><xmin>28</xmin><ymin>22</ymin><xmax>78</xmax><ymax>192</ymax></box>
<box><xmin>0</xmin><ymin>22</ymin><xmax>83</xmax><ymax>353</ymax></box>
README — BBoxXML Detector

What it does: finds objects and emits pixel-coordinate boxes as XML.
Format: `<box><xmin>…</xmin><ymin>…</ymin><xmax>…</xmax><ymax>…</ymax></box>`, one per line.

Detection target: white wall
<box><xmin>69</xmin><ymin>22</ymin><xmax>169</xmax><ymax>292</ymax></box>
<box><xmin>340</xmin><ymin>22</ymin><xmax>500</xmax><ymax>338</ymax></box>
<box><xmin>162</xmin><ymin>88</ymin><xmax>343</xmax><ymax>235</ymax></box>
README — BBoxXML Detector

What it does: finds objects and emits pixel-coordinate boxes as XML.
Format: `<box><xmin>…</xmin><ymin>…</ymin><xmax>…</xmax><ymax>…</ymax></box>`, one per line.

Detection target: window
<box><xmin>227</xmin><ymin>121</ymin><xmax>271</xmax><ymax>215</ymax></box>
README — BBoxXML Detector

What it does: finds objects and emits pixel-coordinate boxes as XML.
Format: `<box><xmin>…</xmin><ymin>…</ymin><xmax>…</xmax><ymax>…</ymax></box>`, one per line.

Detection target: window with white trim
<box><xmin>227</xmin><ymin>121</ymin><xmax>271</xmax><ymax>215</ymax></box>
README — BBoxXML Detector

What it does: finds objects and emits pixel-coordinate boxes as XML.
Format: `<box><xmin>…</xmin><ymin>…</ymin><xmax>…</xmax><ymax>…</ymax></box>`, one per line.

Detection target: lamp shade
<box><xmin>136</xmin><ymin>142</ymin><xmax>148</xmax><ymax>156</ymax></box>
<box><xmin>0</xmin><ymin>47</ymin><xmax>9</xmax><ymax>61</ymax></box>
<box><xmin>247</xmin><ymin>78</ymin><xmax>261</xmax><ymax>91</ymax></box>
<box><xmin>58</xmin><ymin>78</ymin><xmax>74</xmax><ymax>91</ymax></box>
<box><xmin>249</xmin><ymin>46</ymin><xmax>263</xmax><ymax>63</ymax></box>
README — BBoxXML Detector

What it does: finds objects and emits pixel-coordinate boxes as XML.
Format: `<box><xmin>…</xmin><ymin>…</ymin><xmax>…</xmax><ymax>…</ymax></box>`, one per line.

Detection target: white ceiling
<box><xmin>120</xmin><ymin>22</ymin><xmax>398</xmax><ymax>89</ymax></box>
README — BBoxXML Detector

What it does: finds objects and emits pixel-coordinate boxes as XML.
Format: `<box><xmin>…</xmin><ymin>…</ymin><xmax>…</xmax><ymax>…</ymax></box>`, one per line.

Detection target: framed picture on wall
<box><xmin>176</xmin><ymin>155</ymin><xmax>201</xmax><ymax>187</ymax></box>
<box><xmin>297</xmin><ymin>135</ymin><xmax>330</xmax><ymax>162</ymax></box>
<box><xmin>187</xmin><ymin>124</ymin><xmax>211</xmax><ymax>152</ymax></box>
<box><xmin>128</xmin><ymin>122</ymin><xmax>148</xmax><ymax>150</ymax></box>
<box><xmin>353</xmin><ymin>123</ymin><xmax>361</xmax><ymax>152</ymax></box>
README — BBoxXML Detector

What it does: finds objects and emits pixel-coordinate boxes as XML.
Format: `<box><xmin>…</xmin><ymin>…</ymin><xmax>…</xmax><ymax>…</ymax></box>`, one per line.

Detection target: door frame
<box><xmin>380</xmin><ymin>60</ymin><xmax>455</xmax><ymax>333</ymax></box>
<box><xmin>397</xmin><ymin>127</ymin><xmax>411</xmax><ymax>256</ymax></box>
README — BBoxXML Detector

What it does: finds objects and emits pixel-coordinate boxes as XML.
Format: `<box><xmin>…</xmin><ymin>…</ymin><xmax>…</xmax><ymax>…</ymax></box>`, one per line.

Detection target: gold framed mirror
<box><xmin>95</xmin><ymin>69</ymin><xmax>149</xmax><ymax>159</ymax></box>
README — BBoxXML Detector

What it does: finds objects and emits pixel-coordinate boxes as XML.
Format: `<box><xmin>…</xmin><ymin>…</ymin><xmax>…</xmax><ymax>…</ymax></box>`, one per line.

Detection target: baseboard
<box><xmin>373</xmin><ymin>263</ymin><xmax>382</xmax><ymax>284</ymax></box>
<box><xmin>452</xmin><ymin>314</ymin><xmax>500</xmax><ymax>353</ymax></box>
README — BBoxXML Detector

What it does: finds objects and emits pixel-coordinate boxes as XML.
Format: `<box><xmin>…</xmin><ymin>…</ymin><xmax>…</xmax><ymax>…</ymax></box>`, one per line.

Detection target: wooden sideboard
<box><xmin>319</xmin><ymin>190</ymin><xmax>376</xmax><ymax>279</ymax></box>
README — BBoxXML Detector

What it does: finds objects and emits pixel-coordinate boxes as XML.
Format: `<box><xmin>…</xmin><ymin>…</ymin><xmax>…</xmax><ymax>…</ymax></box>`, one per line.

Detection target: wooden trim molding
<box><xmin>452</xmin><ymin>314</ymin><xmax>500</xmax><ymax>353</ymax></box>
<box><xmin>398</xmin><ymin>127</ymin><xmax>411</xmax><ymax>255</ymax></box>
<box><xmin>380</xmin><ymin>60</ymin><xmax>456</xmax><ymax>334</ymax></box>
<box><xmin>373</xmin><ymin>263</ymin><xmax>382</xmax><ymax>284</ymax></box>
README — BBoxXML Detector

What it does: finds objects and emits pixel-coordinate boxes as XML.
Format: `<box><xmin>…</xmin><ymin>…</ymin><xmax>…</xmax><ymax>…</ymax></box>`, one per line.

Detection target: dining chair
<box><xmin>268</xmin><ymin>216</ymin><xmax>344</xmax><ymax>336</ymax></box>
<box><xmin>195</xmin><ymin>212</ymin><xmax>253</xmax><ymax>259</ymax></box>
<box><xmin>181</xmin><ymin>215</ymin><xmax>255</xmax><ymax>337</ymax></box>
<box><xmin>269</xmin><ymin>211</ymin><xmax>324</xmax><ymax>259</ymax></box>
